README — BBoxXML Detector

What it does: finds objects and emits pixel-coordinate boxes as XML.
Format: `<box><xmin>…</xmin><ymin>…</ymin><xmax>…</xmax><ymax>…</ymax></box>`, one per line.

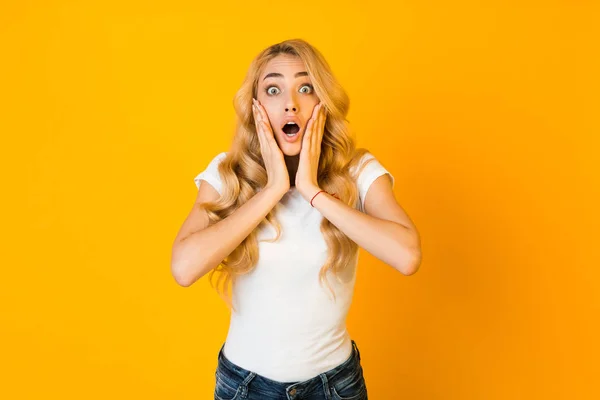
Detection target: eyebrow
<box><xmin>263</xmin><ymin>71</ymin><xmax>309</xmax><ymax>81</ymax></box>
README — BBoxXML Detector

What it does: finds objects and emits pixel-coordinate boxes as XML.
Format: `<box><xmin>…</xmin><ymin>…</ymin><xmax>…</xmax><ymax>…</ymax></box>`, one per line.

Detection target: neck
<box><xmin>284</xmin><ymin>154</ymin><xmax>300</xmax><ymax>187</ymax></box>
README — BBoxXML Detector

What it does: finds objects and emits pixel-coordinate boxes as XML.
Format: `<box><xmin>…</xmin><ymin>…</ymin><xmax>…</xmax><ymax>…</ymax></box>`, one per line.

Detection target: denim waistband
<box><xmin>216</xmin><ymin>340</ymin><xmax>362</xmax><ymax>398</ymax></box>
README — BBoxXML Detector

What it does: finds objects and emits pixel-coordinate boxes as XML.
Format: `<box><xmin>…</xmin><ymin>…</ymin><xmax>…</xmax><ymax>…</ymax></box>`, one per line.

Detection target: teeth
<box><xmin>283</xmin><ymin>121</ymin><xmax>300</xmax><ymax>136</ymax></box>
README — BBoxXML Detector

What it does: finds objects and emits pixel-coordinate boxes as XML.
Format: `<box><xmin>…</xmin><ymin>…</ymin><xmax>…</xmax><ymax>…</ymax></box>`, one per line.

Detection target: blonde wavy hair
<box><xmin>199</xmin><ymin>39</ymin><xmax>374</xmax><ymax>312</ymax></box>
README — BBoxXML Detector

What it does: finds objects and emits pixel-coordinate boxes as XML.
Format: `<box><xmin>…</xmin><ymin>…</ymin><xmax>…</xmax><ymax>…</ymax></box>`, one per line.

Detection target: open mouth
<box><xmin>282</xmin><ymin>122</ymin><xmax>301</xmax><ymax>136</ymax></box>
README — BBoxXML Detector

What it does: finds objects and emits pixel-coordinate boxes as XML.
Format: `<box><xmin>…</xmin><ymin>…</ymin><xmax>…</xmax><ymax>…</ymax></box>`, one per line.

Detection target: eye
<box><xmin>299</xmin><ymin>84</ymin><xmax>313</xmax><ymax>94</ymax></box>
<box><xmin>264</xmin><ymin>84</ymin><xmax>314</xmax><ymax>96</ymax></box>
<box><xmin>266</xmin><ymin>86</ymin><xmax>280</xmax><ymax>95</ymax></box>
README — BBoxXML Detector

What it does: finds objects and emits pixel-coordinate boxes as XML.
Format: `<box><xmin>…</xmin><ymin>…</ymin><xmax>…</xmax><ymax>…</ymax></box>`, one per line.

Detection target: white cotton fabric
<box><xmin>193</xmin><ymin>151</ymin><xmax>394</xmax><ymax>382</ymax></box>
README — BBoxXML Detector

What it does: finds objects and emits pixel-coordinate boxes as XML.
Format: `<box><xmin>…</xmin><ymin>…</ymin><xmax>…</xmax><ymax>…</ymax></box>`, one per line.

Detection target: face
<box><xmin>256</xmin><ymin>54</ymin><xmax>320</xmax><ymax>156</ymax></box>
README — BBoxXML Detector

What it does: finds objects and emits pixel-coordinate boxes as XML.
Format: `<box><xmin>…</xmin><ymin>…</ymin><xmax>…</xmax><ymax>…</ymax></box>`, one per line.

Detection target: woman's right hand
<box><xmin>252</xmin><ymin>98</ymin><xmax>290</xmax><ymax>194</ymax></box>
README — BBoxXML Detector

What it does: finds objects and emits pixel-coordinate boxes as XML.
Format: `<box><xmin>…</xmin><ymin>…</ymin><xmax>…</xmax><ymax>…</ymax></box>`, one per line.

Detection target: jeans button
<box><xmin>289</xmin><ymin>388</ymin><xmax>297</xmax><ymax>396</ymax></box>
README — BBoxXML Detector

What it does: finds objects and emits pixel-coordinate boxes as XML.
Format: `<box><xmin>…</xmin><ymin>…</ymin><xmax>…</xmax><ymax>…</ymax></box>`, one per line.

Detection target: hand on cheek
<box><xmin>296</xmin><ymin>102</ymin><xmax>327</xmax><ymax>201</ymax></box>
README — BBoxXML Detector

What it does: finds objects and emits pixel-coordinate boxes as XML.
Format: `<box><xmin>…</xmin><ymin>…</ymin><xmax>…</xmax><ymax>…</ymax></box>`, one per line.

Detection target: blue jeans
<box><xmin>214</xmin><ymin>340</ymin><xmax>368</xmax><ymax>400</ymax></box>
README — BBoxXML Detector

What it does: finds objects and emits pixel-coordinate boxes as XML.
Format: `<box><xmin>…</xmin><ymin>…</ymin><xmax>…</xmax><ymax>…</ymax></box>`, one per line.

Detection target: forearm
<box><xmin>172</xmin><ymin>186</ymin><xmax>285</xmax><ymax>286</ymax></box>
<box><xmin>311</xmin><ymin>192</ymin><xmax>421</xmax><ymax>275</ymax></box>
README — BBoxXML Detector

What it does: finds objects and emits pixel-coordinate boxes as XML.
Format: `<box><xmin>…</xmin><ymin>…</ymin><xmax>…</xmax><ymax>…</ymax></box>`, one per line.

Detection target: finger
<box><xmin>310</xmin><ymin>105</ymin><xmax>318</xmax><ymax>149</ymax></box>
<box><xmin>252</xmin><ymin>104</ymin><xmax>259</xmax><ymax>132</ymax></box>
<box><xmin>254</xmin><ymin>106</ymin><xmax>266</xmax><ymax>143</ymax></box>
<box><xmin>310</xmin><ymin>102</ymin><xmax>320</xmax><ymax>120</ymax></box>
<box><xmin>252</xmin><ymin>104</ymin><xmax>260</xmax><ymax>128</ymax></box>
<box><xmin>260</xmin><ymin>114</ymin><xmax>276</xmax><ymax>142</ymax></box>
<box><xmin>319</xmin><ymin>104</ymin><xmax>326</xmax><ymax>137</ymax></box>
<box><xmin>312</xmin><ymin>104</ymin><xmax>324</xmax><ymax>149</ymax></box>
<box><xmin>261</xmin><ymin>121</ymin><xmax>275</xmax><ymax>143</ymax></box>
<box><xmin>254</xmin><ymin>104</ymin><xmax>262</xmax><ymax>123</ymax></box>
<box><xmin>257</xmin><ymin>121</ymin><xmax>277</xmax><ymax>152</ymax></box>
<box><xmin>307</xmin><ymin>103</ymin><xmax>320</xmax><ymax>136</ymax></box>
<box><xmin>256</xmin><ymin>101</ymin><xmax>266</xmax><ymax>117</ymax></box>
<box><xmin>253</xmin><ymin>105</ymin><xmax>268</xmax><ymax>150</ymax></box>
<box><xmin>304</xmin><ymin>102</ymin><xmax>322</xmax><ymax>149</ymax></box>
<box><xmin>256</xmin><ymin>110</ymin><xmax>274</xmax><ymax>145</ymax></box>
<box><xmin>303</xmin><ymin>114</ymin><xmax>314</xmax><ymax>148</ymax></box>
<box><xmin>256</xmin><ymin>102</ymin><xmax>271</xmax><ymax>128</ymax></box>
<box><xmin>254</xmin><ymin>102</ymin><xmax>281</xmax><ymax>156</ymax></box>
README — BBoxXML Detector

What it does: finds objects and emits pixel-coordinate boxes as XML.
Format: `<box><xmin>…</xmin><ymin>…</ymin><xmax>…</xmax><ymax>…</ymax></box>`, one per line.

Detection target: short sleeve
<box><xmin>193</xmin><ymin>152</ymin><xmax>227</xmax><ymax>195</ymax></box>
<box><xmin>355</xmin><ymin>152</ymin><xmax>395</xmax><ymax>212</ymax></box>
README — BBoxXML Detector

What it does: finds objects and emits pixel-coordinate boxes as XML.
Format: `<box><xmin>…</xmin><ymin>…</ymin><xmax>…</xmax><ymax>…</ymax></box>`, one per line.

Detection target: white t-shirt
<box><xmin>194</xmin><ymin>151</ymin><xmax>394</xmax><ymax>382</ymax></box>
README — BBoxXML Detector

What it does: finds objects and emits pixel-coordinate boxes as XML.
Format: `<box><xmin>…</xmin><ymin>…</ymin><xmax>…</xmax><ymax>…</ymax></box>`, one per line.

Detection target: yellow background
<box><xmin>2</xmin><ymin>1</ymin><xmax>598</xmax><ymax>398</ymax></box>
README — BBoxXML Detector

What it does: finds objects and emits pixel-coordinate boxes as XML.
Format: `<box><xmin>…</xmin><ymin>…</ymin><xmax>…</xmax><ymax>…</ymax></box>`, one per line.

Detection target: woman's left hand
<box><xmin>296</xmin><ymin>102</ymin><xmax>327</xmax><ymax>202</ymax></box>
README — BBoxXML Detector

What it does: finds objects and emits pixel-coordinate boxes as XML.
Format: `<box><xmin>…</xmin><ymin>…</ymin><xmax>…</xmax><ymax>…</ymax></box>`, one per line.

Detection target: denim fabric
<box><xmin>214</xmin><ymin>340</ymin><xmax>368</xmax><ymax>400</ymax></box>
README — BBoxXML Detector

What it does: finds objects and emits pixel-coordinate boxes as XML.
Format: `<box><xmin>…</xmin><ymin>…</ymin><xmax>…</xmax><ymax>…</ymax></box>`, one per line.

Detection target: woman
<box><xmin>171</xmin><ymin>39</ymin><xmax>421</xmax><ymax>400</ymax></box>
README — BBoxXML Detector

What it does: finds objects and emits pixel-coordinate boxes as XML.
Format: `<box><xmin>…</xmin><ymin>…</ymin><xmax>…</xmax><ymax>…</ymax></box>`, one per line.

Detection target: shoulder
<box><xmin>349</xmin><ymin>150</ymin><xmax>395</xmax><ymax>212</ymax></box>
<box><xmin>350</xmin><ymin>150</ymin><xmax>394</xmax><ymax>185</ymax></box>
<box><xmin>193</xmin><ymin>151</ymin><xmax>228</xmax><ymax>193</ymax></box>
<box><xmin>210</xmin><ymin>151</ymin><xmax>228</xmax><ymax>164</ymax></box>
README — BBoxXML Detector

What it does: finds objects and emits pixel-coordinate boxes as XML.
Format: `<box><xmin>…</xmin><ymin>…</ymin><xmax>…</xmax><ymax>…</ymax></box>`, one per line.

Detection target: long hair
<box><xmin>198</xmin><ymin>39</ymin><xmax>374</xmax><ymax>312</ymax></box>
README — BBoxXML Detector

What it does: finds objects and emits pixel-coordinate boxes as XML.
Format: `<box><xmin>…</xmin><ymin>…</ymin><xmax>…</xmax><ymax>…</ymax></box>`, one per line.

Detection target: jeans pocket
<box><xmin>330</xmin><ymin>368</ymin><xmax>368</xmax><ymax>400</ymax></box>
<box><xmin>214</xmin><ymin>370</ymin><xmax>242</xmax><ymax>400</ymax></box>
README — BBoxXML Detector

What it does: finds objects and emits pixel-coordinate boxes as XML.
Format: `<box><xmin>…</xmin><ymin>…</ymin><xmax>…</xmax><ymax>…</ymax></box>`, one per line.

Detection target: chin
<box><xmin>275</xmin><ymin>133</ymin><xmax>303</xmax><ymax>156</ymax></box>
<box><xmin>280</xmin><ymin>144</ymin><xmax>301</xmax><ymax>156</ymax></box>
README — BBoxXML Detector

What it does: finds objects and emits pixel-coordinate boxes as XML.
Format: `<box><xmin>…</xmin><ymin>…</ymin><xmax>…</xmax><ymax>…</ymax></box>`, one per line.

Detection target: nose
<box><xmin>284</xmin><ymin>94</ymin><xmax>298</xmax><ymax>113</ymax></box>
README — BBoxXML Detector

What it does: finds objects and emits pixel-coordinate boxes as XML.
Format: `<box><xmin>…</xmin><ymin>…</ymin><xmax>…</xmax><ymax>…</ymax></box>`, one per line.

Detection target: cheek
<box><xmin>256</xmin><ymin>92</ymin><xmax>269</xmax><ymax>109</ymax></box>
<box><xmin>264</xmin><ymin>109</ymin><xmax>275</xmax><ymax>125</ymax></box>
<box><xmin>305</xmin><ymin>101</ymin><xmax>319</xmax><ymax>116</ymax></box>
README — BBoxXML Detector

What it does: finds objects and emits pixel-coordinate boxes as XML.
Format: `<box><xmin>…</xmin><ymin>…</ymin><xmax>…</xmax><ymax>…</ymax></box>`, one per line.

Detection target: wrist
<box><xmin>309</xmin><ymin>187</ymin><xmax>342</xmax><ymax>207</ymax></box>
<box><xmin>262</xmin><ymin>184</ymin><xmax>289</xmax><ymax>201</ymax></box>
<box><xmin>302</xmin><ymin>185</ymin><xmax>322</xmax><ymax>202</ymax></box>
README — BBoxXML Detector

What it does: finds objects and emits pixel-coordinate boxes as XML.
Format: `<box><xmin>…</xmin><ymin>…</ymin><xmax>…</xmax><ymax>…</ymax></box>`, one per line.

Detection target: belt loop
<box><xmin>319</xmin><ymin>373</ymin><xmax>332</xmax><ymax>399</ymax></box>
<box><xmin>353</xmin><ymin>340</ymin><xmax>361</xmax><ymax>361</ymax></box>
<box><xmin>239</xmin><ymin>372</ymin><xmax>256</xmax><ymax>398</ymax></box>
